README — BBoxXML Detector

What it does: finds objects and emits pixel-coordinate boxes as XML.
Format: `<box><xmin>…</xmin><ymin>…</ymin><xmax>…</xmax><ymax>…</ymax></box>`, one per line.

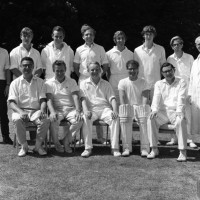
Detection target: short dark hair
<box><xmin>20</xmin><ymin>27</ymin><xmax>33</xmax><ymax>37</ymax></box>
<box><xmin>81</xmin><ymin>24</ymin><xmax>96</xmax><ymax>36</ymax></box>
<box><xmin>141</xmin><ymin>25</ymin><xmax>157</xmax><ymax>37</ymax></box>
<box><xmin>52</xmin><ymin>26</ymin><xmax>65</xmax><ymax>37</ymax></box>
<box><xmin>87</xmin><ymin>61</ymin><xmax>101</xmax><ymax>71</ymax></box>
<box><xmin>126</xmin><ymin>60</ymin><xmax>139</xmax><ymax>69</ymax></box>
<box><xmin>161</xmin><ymin>62</ymin><xmax>175</xmax><ymax>73</ymax></box>
<box><xmin>113</xmin><ymin>31</ymin><xmax>126</xmax><ymax>43</ymax></box>
<box><xmin>52</xmin><ymin>60</ymin><xmax>66</xmax><ymax>72</ymax></box>
<box><xmin>21</xmin><ymin>57</ymin><xmax>34</xmax><ymax>65</ymax></box>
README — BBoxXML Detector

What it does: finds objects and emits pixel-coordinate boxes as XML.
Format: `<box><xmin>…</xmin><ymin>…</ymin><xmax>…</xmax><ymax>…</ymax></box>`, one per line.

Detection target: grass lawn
<box><xmin>0</xmin><ymin>125</ymin><xmax>200</xmax><ymax>200</ymax></box>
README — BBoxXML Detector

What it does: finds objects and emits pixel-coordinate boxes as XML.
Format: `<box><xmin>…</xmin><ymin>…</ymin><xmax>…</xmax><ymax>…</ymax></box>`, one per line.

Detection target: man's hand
<box><xmin>50</xmin><ymin>112</ymin><xmax>58</xmax><ymax>122</ymax></box>
<box><xmin>75</xmin><ymin>110</ymin><xmax>82</xmax><ymax>122</ymax></box>
<box><xmin>85</xmin><ymin>110</ymin><xmax>92</xmax><ymax>120</ymax></box>
<box><xmin>176</xmin><ymin>112</ymin><xmax>184</xmax><ymax>119</ymax></box>
<box><xmin>149</xmin><ymin>111</ymin><xmax>158</xmax><ymax>119</ymax></box>
<box><xmin>111</xmin><ymin>111</ymin><xmax>118</xmax><ymax>119</ymax></box>
<box><xmin>20</xmin><ymin>110</ymin><xmax>29</xmax><ymax>122</ymax></box>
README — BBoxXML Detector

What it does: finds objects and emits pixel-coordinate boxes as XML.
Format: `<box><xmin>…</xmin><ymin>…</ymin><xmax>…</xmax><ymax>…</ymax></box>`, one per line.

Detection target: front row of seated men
<box><xmin>8</xmin><ymin>56</ymin><xmax>187</xmax><ymax>161</ymax></box>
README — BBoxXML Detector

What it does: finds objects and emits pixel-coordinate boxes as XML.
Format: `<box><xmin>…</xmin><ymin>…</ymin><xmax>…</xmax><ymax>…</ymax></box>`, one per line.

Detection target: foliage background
<box><xmin>1</xmin><ymin>0</ymin><xmax>200</xmax><ymax>58</ymax></box>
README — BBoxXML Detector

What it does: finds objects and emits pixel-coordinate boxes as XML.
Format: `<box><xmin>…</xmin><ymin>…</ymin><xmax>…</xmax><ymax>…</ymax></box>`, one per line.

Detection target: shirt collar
<box><xmin>86</xmin><ymin>76</ymin><xmax>103</xmax><ymax>85</ymax></box>
<box><xmin>19</xmin><ymin>43</ymin><xmax>33</xmax><ymax>50</ymax></box>
<box><xmin>84</xmin><ymin>43</ymin><xmax>95</xmax><ymax>48</ymax></box>
<box><xmin>112</xmin><ymin>46</ymin><xmax>127</xmax><ymax>53</ymax></box>
<box><xmin>162</xmin><ymin>77</ymin><xmax>179</xmax><ymax>85</ymax></box>
<box><xmin>142</xmin><ymin>43</ymin><xmax>155</xmax><ymax>50</ymax></box>
<box><xmin>53</xmin><ymin>76</ymin><xmax>68</xmax><ymax>84</ymax></box>
<box><xmin>19</xmin><ymin>74</ymin><xmax>37</xmax><ymax>82</ymax></box>
<box><xmin>173</xmin><ymin>52</ymin><xmax>185</xmax><ymax>60</ymax></box>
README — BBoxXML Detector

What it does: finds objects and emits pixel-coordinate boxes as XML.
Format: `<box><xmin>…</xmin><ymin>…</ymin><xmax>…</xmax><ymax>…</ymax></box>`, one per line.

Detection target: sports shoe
<box><xmin>81</xmin><ymin>149</ymin><xmax>92</xmax><ymax>158</ymax></box>
<box><xmin>141</xmin><ymin>150</ymin><xmax>149</xmax><ymax>157</ymax></box>
<box><xmin>112</xmin><ymin>150</ymin><xmax>121</xmax><ymax>157</ymax></box>
<box><xmin>33</xmin><ymin>146</ymin><xmax>47</xmax><ymax>156</ymax></box>
<box><xmin>65</xmin><ymin>145</ymin><xmax>73</xmax><ymax>153</ymax></box>
<box><xmin>177</xmin><ymin>150</ymin><xmax>187</xmax><ymax>162</ymax></box>
<box><xmin>76</xmin><ymin>139</ymin><xmax>84</xmax><ymax>145</ymax></box>
<box><xmin>55</xmin><ymin>143</ymin><xmax>64</xmax><ymax>153</ymax></box>
<box><xmin>122</xmin><ymin>149</ymin><xmax>130</xmax><ymax>157</ymax></box>
<box><xmin>18</xmin><ymin>143</ymin><xmax>28</xmax><ymax>157</ymax></box>
<box><xmin>147</xmin><ymin>148</ymin><xmax>159</xmax><ymax>159</ymax></box>
<box><xmin>166</xmin><ymin>138</ymin><xmax>177</xmax><ymax>146</ymax></box>
<box><xmin>189</xmin><ymin>142</ymin><xmax>197</xmax><ymax>148</ymax></box>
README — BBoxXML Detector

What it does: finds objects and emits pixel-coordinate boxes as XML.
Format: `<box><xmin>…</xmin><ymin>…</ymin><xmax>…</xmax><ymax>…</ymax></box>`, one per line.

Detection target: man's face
<box><xmin>196</xmin><ymin>41</ymin><xmax>200</xmax><ymax>52</ymax></box>
<box><xmin>144</xmin><ymin>32</ymin><xmax>154</xmax><ymax>42</ymax></box>
<box><xmin>20</xmin><ymin>60</ymin><xmax>34</xmax><ymax>76</ymax></box>
<box><xmin>52</xmin><ymin>31</ymin><xmax>64</xmax><ymax>46</ymax></box>
<box><xmin>127</xmin><ymin>64</ymin><xmax>139</xmax><ymax>81</ymax></box>
<box><xmin>115</xmin><ymin>34</ymin><xmax>126</xmax><ymax>47</ymax></box>
<box><xmin>21</xmin><ymin>33</ymin><xmax>33</xmax><ymax>46</ymax></box>
<box><xmin>88</xmin><ymin>63</ymin><xmax>101</xmax><ymax>79</ymax></box>
<box><xmin>161</xmin><ymin>65</ymin><xmax>175</xmax><ymax>82</ymax></box>
<box><xmin>172</xmin><ymin>39</ymin><xmax>183</xmax><ymax>52</ymax></box>
<box><xmin>54</xmin><ymin>64</ymin><xmax>66</xmax><ymax>81</ymax></box>
<box><xmin>83</xmin><ymin>29</ymin><xmax>95</xmax><ymax>44</ymax></box>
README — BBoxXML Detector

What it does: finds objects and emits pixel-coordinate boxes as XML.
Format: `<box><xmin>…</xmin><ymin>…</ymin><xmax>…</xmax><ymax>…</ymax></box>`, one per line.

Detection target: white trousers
<box><xmin>12</xmin><ymin>111</ymin><xmax>50</xmax><ymax>145</ymax></box>
<box><xmin>82</xmin><ymin>107</ymin><xmax>120</xmax><ymax>150</ymax></box>
<box><xmin>147</xmin><ymin>110</ymin><xmax>187</xmax><ymax>150</ymax></box>
<box><xmin>50</xmin><ymin>109</ymin><xmax>83</xmax><ymax>146</ymax></box>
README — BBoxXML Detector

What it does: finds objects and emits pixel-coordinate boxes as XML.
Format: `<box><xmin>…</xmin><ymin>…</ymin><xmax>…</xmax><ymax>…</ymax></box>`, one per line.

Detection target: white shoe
<box><xmin>81</xmin><ymin>149</ymin><xmax>92</xmax><ymax>158</ymax></box>
<box><xmin>112</xmin><ymin>150</ymin><xmax>121</xmax><ymax>157</ymax></box>
<box><xmin>166</xmin><ymin>138</ymin><xmax>177</xmax><ymax>146</ymax></box>
<box><xmin>147</xmin><ymin>148</ymin><xmax>159</xmax><ymax>159</ymax></box>
<box><xmin>122</xmin><ymin>149</ymin><xmax>130</xmax><ymax>157</ymax></box>
<box><xmin>76</xmin><ymin>139</ymin><xmax>84</xmax><ymax>145</ymax></box>
<box><xmin>189</xmin><ymin>142</ymin><xmax>197</xmax><ymax>148</ymax></box>
<box><xmin>177</xmin><ymin>150</ymin><xmax>187</xmax><ymax>162</ymax></box>
<box><xmin>18</xmin><ymin>143</ymin><xmax>28</xmax><ymax>157</ymax></box>
<box><xmin>141</xmin><ymin>150</ymin><xmax>149</xmax><ymax>157</ymax></box>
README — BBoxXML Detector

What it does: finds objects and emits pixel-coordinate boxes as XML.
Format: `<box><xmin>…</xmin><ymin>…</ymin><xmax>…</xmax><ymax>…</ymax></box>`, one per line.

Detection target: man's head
<box><xmin>20</xmin><ymin>27</ymin><xmax>33</xmax><ymax>46</ymax></box>
<box><xmin>126</xmin><ymin>60</ymin><xmax>139</xmax><ymax>81</ymax></box>
<box><xmin>20</xmin><ymin>57</ymin><xmax>34</xmax><ymax>76</ymax></box>
<box><xmin>52</xmin><ymin>60</ymin><xmax>66</xmax><ymax>81</ymax></box>
<box><xmin>113</xmin><ymin>31</ymin><xmax>126</xmax><ymax>47</ymax></box>
<box><xmin>161</xmin><ymin>62</ymin><xmax>175</xmax><ymax>82</ymax></box>
<box><xmin>52</xmin><ymin>26</ymin><xmax>65</xmax><ymax>46</ymax></box>
<box><xmin>170</xmin><ymin>36</ymin><xmax>183</xmax><ymax>53</ymax></box>
<box><xmin>141</xmin><ymin>25</ymin><xmax>156</xmax><ymax>42</ymax></box>
<box><xmin>81</xmin><ymin>24</ymin><xmax>95</xmax><ymax>44</ymax></box>
<box><xmin>195</xmin><ymin>36</ymin><xmax>200</xmax><ymax>52</ymax></box>
<box><xmin>88</xmin><ymin>61</ymin><xmax>101</xmax><ymax>80</ymax></box>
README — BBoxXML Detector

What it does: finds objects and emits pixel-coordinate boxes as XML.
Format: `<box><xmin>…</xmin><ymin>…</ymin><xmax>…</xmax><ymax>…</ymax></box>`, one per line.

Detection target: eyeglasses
<box><xmin>172</xmin><ymin>43</ymin><xmax>182</xmax><ymax>47</ymax></box>
<box><xmin>162</xmin><ymin>68</ymin><xmax>173</xmax><ymax>74</ymax></box>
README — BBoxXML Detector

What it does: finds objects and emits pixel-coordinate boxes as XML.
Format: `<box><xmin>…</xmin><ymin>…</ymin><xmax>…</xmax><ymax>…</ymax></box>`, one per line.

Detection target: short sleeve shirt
<box><xmin>8</xmin><ymin>75</ymin><xmax>45</xmax><ymax>110</ymax></box>
<box><xmin>45</xmin><ymin>76</ymin><xmax>79</xmax><ymax>112</ymax></box>
<box><xmin>118</xmin><ymin>77</ymin><xmax>150</xmax><ymax>105</ymax></box>
<box><xmin>80</xmin><ymin>77</ymin><xmax>115</xmax><ymax>112</ymax></box>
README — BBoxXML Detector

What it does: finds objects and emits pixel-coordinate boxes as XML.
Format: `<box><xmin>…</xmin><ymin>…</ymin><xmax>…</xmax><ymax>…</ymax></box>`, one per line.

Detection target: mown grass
<box><xmin>0</xmin><ymin>126</ymin><xmax>200</xmax><ymax>200</ymax></box>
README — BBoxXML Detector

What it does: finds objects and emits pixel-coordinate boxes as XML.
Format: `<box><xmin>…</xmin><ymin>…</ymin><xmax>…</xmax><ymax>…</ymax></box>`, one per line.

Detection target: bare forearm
<box><xmin>11</xmin><ymin>68</ymin><xmax>22</xmax><ymax>77</ymax></box>
<box><xmin>34</xmin><ymin>68</ymin><xmax>43</xmax><ymax>77</ymax></box>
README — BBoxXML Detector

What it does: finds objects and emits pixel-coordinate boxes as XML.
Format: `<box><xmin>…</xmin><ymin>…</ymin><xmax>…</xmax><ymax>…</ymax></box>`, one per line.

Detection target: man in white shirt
<box><xmin>41</xmin><ymin>26</ymin><xmax>74</xmax><ymax>80</ymax></box>
<box><xmin>118</xmin><ymin>60</ymin><xmax>151</xmax><ymax>157</ymax></box>
<box><xmin>80</xmin><ymin>61</ymin><xmax>120</xmax><ymax>157</ymax></box>
<box><xmin>134</xmin><ymin>25</ymin><xmax>166</xmax><ymax>102</ymax></box>
<box><xmin>167</xmin><ymin>36</ymin><xmax>196</xmax><ymax>148</ymax></box>
<box><xmin>10</xmin><ymin>27</ymin><xmax>43</xmax><ymax>79</ymax></box>
<box><xmin>0</xmin><ymin>47</ymin><xmax>12</xmax><ymax>144</ymax></box>
<box><xmin>73</xmin><ymin>24</ymin><xmax>109</xmax><ymax>144</ymax></box>
<box><xmin>147</xmin><ymin>62</ymin><xmax>187</xmax><ymax>162</ymax></box>
<box><xmin>106</xmin><ymin>31</ymin><xmax>134</xmax><ymax>104</ymax></box>
<box><xmin>45</xmin><ymin>60</ymin><xmax>82</xmax><ymax>153</ymax></box>
<box><xmin>8</xmin><ymin>57</ymin><xmax>50</xmax><ymax>157</ymax></box>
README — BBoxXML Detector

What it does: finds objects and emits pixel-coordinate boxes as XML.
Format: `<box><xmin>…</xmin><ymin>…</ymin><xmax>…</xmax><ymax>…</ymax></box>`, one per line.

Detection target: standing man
<box><xmin>134</xmin><ymin>25</ymin><xmax>166</xmax><ymax>102</ymax></box>
<box><xmin>106</xmin><ymin>31</ymin><xmax>134</xmax><ymax>104</ymax></box>
<box><xmin>73</xmin><ymin>24</ymin><xmax>109</xmax><ymax>144</ymax></box>
<box><xmin>41</xmin><ymin>26</ymin><xmax>74</xmax><ymax>80</ymax></box>
<box><xmin>0</xmin><ymin>47</ymin><xmax>12</xmax><ymax>144</ymax></box>
<box><xmin>147</xmin><ymin>62</ymin><xmax>187</xmax><ymax>162</ymax></box>
<box><xmin>45</xmin><ymin>60</ymin><xmax>83</xmax><ymax>153</ymax></box>
<box><xmin>8</xmin><ymin>57</ymin><xmax>50</xmax><ymax>157</ymax></box>
<box><xmin>167</xmin><ymin>36</ymin><xmax>196</xmax><ymax>148</ymax></box>
<box><xmin>118</xmin><ymin>60</ymin><xmax>151</xmax><ymax>157</ymax></box>
<box><xmin>10</xmin><ymin>27</ymin><xmax>43</xmax><ymax>79</ymax></box>
<box><xmin>80</xmin><ymin>62</ymin><xmax>120</xmax><ymax>157</ymax></box>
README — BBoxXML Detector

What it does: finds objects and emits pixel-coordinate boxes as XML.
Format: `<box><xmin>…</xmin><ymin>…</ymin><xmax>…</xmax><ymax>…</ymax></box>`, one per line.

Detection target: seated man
<box><xmin>147</xmin><ymin>62</ymin><xmax>187</xmax><ymax>161</ymax></box>
<box><xmin>8</xmin><ymin>57</ymin><xmax>50</xmax><ymax>157</ymax></box>
<box><xmin>45</xmin><ymin>60</ymin><xmax>83</xmax><ymax>153</ymax></box>
<box><xmin>80</xmin><ymin>61</ymin><xmax>120</xmax><ymax>158</ymax></box>
<box><xmin>118</xmin><ymin>60</ymin><xmax>151</xmax><ymax>157</ymax></box>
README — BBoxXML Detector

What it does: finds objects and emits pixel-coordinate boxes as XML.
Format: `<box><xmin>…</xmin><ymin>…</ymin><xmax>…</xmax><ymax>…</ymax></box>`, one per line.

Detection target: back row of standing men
<box><xmin>1</xmin><ymin>24</ymin><xmax>200</xmax><ymax>161</ymax></box>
